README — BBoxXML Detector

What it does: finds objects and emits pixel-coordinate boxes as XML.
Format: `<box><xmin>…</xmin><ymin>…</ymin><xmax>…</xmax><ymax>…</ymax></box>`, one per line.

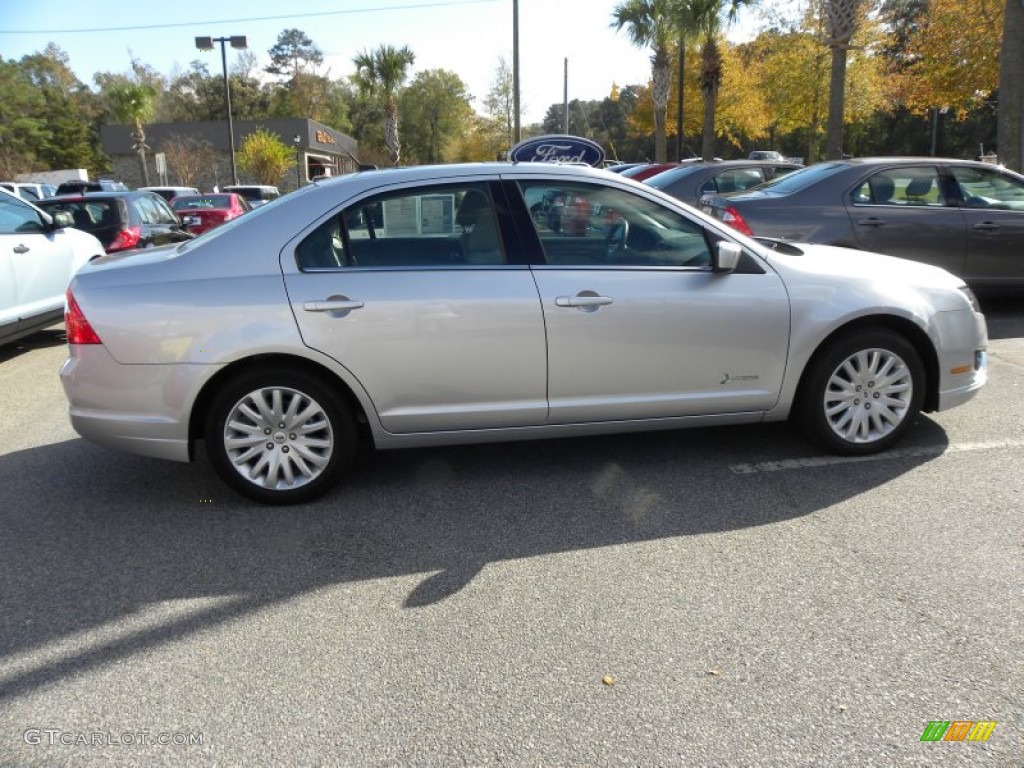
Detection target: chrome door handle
<box><xmin>555</xmin><ymin>295</ymin><xmax>613</xmax><ymax>308</ymax></box>
<box><xmin>13</xmin><ymin>244</ymin><xmax>29</xmax><ymax>254</ymax></box>
<box><xmin>973</xmin><ymin>222</ymin><xmax>999</xmax><ymax>232</ymax></box>
<box><xmin>856</xmin><ymin>218</ymin><xmax>885</xmax><ymax>227</ymax></box>
<box><xmin>303</xmin><ymin>299</ymin><xmax>364</xmax><ymax>312</ymax></box>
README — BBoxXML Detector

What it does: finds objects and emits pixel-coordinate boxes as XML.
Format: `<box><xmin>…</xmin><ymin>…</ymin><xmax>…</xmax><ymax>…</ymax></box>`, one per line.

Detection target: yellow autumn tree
<box><xmin>894</xmin><ymin>0</ymin><xmax>1003</xmax><ymax>115</ymax></box>
<box><xmin>747</xmin><ymin>7</ymin><xmax>889</xmax><ymax>161</ymax></box>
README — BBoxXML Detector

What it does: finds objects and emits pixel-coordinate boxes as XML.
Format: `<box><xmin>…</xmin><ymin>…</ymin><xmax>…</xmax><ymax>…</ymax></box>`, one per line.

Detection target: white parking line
<box><xmin>729</xmin><ymin>439</ymin><xmax>1024</xmax><ymax>474</ymax></box>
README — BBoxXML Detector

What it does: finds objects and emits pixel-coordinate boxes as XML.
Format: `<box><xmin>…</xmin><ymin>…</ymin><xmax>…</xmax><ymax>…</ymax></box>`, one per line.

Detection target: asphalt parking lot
<box><xmin>0</xmin><ymin>299</ymin><xmax>1021</xmax><ymax>767</ymax></box>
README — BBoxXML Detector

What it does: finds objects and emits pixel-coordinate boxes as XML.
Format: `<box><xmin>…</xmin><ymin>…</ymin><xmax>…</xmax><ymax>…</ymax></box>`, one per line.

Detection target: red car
<box><xmin>170</xmin><ymin>193</ymin><xmax>251</xmax><ymax>235</ymax></box>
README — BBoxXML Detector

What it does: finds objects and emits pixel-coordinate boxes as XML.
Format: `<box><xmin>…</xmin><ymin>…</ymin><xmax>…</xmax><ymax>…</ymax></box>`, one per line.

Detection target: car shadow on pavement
<box><xmin>0</xmin><ymin>417</ymin><xmax>949</xmax><ymax>700</ymax></box>
<box><xmin>0</xmin><ymin>327</ymin><xmax>67</xmax><ymax>364</ymax></box>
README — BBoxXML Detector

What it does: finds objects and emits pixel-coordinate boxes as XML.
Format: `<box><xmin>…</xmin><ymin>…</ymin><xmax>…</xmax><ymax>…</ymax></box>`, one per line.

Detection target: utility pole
<box><xmin>513</xmin><ymin>0</ymin><xmax>521</xmax><ymax>143</ymax></box>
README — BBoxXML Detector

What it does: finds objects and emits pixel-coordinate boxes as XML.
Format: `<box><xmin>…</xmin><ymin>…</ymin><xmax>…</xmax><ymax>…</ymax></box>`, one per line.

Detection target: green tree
<box><xmin>106</xmin><ymin>81</ymin><xmax>156</xmax><ymax>185</ymax></box>
<box><xmin>399</xmin><ymin>69</ymin><xmax>473</xmax><ymax>164</ymax></box>
<box><xmin>236</xmin><ymin>127</ymin><xmax>294</xmax><ymax>185</ymax></box>
<box><xmin>15</xmin><ymin>45</ymin><xmax>103</xmax><ymax>172</ymax></box>
<box><xmin>0</xmin><ymin>58</ymin><xmax>46</xmax><ymax>176</ymax></box>
<box><xmin>687</xmin><ymin>0</ymin><xmax>754</xmax><ymax>160</ymax></box>
<box><xmin>351</xmin><ymin>44</ymin><xmax>416</xmax><ymax>164</ymax></box>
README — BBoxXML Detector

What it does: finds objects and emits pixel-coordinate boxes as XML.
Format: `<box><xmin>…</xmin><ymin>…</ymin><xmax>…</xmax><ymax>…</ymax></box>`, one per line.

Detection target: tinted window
<box><xmin>38</xmin><ymin>200</ymin><xmax>116</xmax><ymax>232</ymax></box>
<box><xmin>702</xmin><ymin>168</ymin><xmax>766</xmax><ymax>194</ymax></box>
<box><xmin>646</xmin><ymin>166</ymin><xmax>703</xmax><ymax>188</ymax></box>
<box><xmin>755</xmin><ymin>161</ymin><xmax>847</xmax><ymax>194</ymax></box>
<box><xmin>518</xmin><ymin>180</ymin><xmax>711</xmax><ymax>268</ymax></box>
<box><xmin>296</xmin><ymin>183</ymin><xmax>503</xmax><ymax>270</ymax></box>
<box><xmin>172</xmin><ymin>195</ymin><xmax>233</xmax><ymax>210</ymax></box>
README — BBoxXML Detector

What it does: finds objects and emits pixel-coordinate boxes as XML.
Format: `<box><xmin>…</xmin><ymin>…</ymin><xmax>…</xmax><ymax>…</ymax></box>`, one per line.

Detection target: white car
<box><xmin>0</xmin><ymin>188</ymin><xmax>104</xmax><ymax>345</ymax></box>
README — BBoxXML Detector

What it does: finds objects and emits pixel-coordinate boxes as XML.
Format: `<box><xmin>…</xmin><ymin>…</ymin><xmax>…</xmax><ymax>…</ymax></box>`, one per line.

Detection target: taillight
<box><xmin>65</xmin><ymin>290</ymin><xmax>102</xmax><ymax>345</ymax></box>
<box><xmin>107</xmin><ymin>225</ymin><xmax>142</xmax><ymax>252</ymax></box>
<box><xmin>720</xmin><ymin>205</ymin><xmax>754</xmax><ymax>237</ymax></box>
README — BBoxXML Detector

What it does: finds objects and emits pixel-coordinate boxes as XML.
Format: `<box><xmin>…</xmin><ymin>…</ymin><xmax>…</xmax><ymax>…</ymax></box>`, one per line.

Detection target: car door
<box><xmin>947</xmin><ymin>164</ymin><xmax>1024</xmax><ymax>285</ymax></box>
<box><xmin>281</xmin><ymin>179</ymin><xmax>549</xmax><ymax>434</ymax></box>
<box><xmin>0</xmin><ymin>193</ymin><xmax>74</xmax><ymax>335</ymax></box>
<box><xmin>506</xmin><ymin>177</ymin><xmax>791</xmax><ymax>424</ymax></box>
<box><xmin>845</xmin><ymin>164</ymin><xmax>967</xmax><ymax>276</ymax></box>
<box><xmin>137</xmin><ymin>194</ymin><xmax>191</xmax><ymax>246</ymax></box>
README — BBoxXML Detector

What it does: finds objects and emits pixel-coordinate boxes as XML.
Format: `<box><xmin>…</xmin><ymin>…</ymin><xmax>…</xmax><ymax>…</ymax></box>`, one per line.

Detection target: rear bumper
<box><xmin>60</xmin><ymin>345</ymin><xmax>218</xmax><ymax>463</ymax></box>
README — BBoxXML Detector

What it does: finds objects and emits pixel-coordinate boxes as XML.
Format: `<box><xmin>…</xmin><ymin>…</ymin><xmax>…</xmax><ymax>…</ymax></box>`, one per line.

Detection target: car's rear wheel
<box><xmin>798</xmin><ymin>328</ymin><xmax>925</xmax><ymax>455</ymax></box>
<box><xmin>205</xmin><ymin>368</ymin><xmax>356</xmax><ymax>504</ymax></box>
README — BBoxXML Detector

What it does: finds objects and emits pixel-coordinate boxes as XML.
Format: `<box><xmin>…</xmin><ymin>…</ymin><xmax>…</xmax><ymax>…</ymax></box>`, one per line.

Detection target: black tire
<box><xmin>797</xmin><ymin>328</ymin><xmax>925</xmax><ymax>455</ymax></box>
<box><xmin>204</xmin><ymin>367</ymin><xmax>356</xmax><ymax>504</ymax></box>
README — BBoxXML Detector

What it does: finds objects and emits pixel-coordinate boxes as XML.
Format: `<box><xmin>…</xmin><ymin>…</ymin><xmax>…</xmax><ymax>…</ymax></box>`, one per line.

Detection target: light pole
<box><xmin>293</xmin><ymin>134</ymin><xmax>302</xmax><ymax>188</ymax></box>
<box><xmin>195</xmin><ymin>35</ymin><xmax>247</xmax><ymax>186</ymax></box>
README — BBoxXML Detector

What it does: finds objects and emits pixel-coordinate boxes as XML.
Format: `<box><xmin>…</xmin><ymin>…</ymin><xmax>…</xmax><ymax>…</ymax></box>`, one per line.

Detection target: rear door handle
<box><xmin>13</xmin><ymin>244</ymin><xmax>29</xmax><ymax>254</ymax></box>
<box><xmin>973</xmin><ymin>222</ymin><xmax>1000</xmax><ymax>232</ymax></box>
<box><xmin>303</xmin><ymin>298</ymin><xmax>364</xmax><ymax>314</ymax></box>
<box><xmin>856</xmin><ymin>218</ymin><xmax>885</xmax><ymax>227</ymax></box>
<box><xmin>555</xmin><ymin>294</ymin><xmax>613</xmax><ymax>308</ymax></box>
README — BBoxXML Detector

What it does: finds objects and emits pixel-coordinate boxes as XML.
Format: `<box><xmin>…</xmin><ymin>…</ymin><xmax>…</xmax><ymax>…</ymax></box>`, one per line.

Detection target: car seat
<box><xmin>456</xmin><ymin>190</ymin><xmax>503</xmax><ymax>264</ymax></box>
<box><xmin>904</xmin><ymin>175</ymin><xmax>933</xmax><ymax>204</ymax></box>
<box><xmin>868</xmin><ymin>176</ymin><xmax>895</xmax><ymax>205</ymax></box>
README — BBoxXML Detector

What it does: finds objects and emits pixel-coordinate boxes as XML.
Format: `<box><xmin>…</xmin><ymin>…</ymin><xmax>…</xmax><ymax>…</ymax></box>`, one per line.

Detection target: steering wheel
<box><xmin>604</xmin><ymin>218</ymin><xmax>629</xmax><ymax>260</ymax></box>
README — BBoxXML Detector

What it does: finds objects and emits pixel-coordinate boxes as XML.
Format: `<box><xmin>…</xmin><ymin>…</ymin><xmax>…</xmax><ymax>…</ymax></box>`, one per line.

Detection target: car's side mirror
<box><xmin>49</xmin><ymin>210</ymin><xmax>74</xmax><ymax>230</ymax></box>
<box><xmin>713</xmin><ymin>241</ymin><xmax>742</xmax><ymax>273</ymax></box>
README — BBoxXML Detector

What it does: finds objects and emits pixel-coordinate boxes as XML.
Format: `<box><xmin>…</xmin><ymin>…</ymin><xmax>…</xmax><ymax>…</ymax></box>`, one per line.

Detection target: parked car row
<box><xmin>696</xmin><ymin>157</ymin><xmax>1024</xmax><ymax>288</ymax></box>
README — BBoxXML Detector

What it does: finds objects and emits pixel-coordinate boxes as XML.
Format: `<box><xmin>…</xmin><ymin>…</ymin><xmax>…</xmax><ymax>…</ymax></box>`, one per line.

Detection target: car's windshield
<box><xmin>751</xmin><ymin>161</ymin><xmax>846</xmax><ymax>194</ymax></box>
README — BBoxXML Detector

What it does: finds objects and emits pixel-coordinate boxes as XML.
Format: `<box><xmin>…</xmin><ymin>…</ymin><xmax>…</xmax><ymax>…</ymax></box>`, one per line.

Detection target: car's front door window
<box><xmin>950</xmin><ymin>166</ymin><xmax>1024</xmax><ymax>210</ymax></box>
<box><xmin>0</xmin><ymin>195</ymin><xmax>46</xmax><ymax>235</ymax></box>
<box><xmin>517</xmin><ymin>181</ymin><xmax>712</xmax><ymax>268</ymax></box>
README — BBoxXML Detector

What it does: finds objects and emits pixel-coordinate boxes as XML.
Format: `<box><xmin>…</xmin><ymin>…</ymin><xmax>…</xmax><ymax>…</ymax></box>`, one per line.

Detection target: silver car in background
<box><xmin>60</xmin><ymin>163</ymin><xmax>988</xmax><ymax>504</ymax></box>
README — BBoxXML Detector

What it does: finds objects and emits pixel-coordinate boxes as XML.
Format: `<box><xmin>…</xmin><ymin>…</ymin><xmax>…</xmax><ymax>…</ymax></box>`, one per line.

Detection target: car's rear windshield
<box><xmin>752</xmin><ymin>161</ymin><xmax>847</xmax><ymax>194</ymax></box>
<box><xmin>38</xmin><ymin>199</ymin><xmax>117</xmax><ymax>229</ymax></box>
<box><xmin>229</xmin><ymin>187</ymin><xmax>278</xmax><ymax>201</ymax></box>
<box><xmin>646</xmin><ymin>165</ymin><xmax>703</xmax><ymax>188</ymax></box>
<box><xmin>172</xmin><ymin>195</ymin><xmax>232</xmax><ymax>209</ymax></box>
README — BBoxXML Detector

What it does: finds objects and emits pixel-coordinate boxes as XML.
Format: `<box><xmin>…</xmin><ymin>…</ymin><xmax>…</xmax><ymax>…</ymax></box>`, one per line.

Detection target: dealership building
<box><xmin>100</xmin><ymin>117</ymin><xmax>360</xmax><ymax>192</ymax></box>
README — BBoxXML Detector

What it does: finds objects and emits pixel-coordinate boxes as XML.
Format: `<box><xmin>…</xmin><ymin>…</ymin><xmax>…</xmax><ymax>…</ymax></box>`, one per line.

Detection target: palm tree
<box><xmin>612</xmin><ymin>0</ymin><xmax>678</xmax><ymax>162</ymax></box>
<box><xmin>352</xmin><ymin>44</ymin><xmax>416</xmax><ymax>165</ymax></box>
<box><xmin>107</xmin><ymin>82</ymin><xmax>156</xmax><ymax>185</ymax></box>
<box><xmin>687</xmin><ymin>0</ymin><xmax>753</xmax><ymax>161</ymax></box>
<box><xmin>998</xmin><ymin>0</ymin><xmax>1024</xmax><ymax>171</ymax></box>
<box><xmin>823</xmin><ymin>0</ymin><xmax>864</xmax><ymax>159</ymax></box>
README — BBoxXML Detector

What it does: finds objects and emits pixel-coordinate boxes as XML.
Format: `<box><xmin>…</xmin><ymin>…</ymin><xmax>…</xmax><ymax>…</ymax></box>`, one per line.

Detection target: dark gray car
<box><xmin>698</xmin><ymin>157</ymin><xmax>1024</xmax><ymax>288</ymax></box>
<box><xmin>646</xmin><ymin>160</ymin><xmax>802</xmax><ymax>206</ymax></box>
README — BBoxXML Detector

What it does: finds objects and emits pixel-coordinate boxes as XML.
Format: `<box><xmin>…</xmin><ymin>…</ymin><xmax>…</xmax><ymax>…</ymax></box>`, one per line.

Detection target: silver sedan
<box><xmin>60</xmin><ymin>163</ymin><xmax>988</xmax><ymax>504</ymax></box>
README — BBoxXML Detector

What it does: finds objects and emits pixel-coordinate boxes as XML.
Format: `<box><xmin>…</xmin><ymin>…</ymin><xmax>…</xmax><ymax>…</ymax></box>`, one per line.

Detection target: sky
<box><xmin>0</xmin><ymin>0</ymin><xmax>760</xmax><ymax>125</ymax></box>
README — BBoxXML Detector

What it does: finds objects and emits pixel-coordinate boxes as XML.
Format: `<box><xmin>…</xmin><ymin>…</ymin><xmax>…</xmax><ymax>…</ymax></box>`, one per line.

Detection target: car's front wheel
<box><xmin>798</xmin><ymin>328</ymin><xmax>925</xmax><ymax>455</ymax></box>
<box><xmin>205</xmin><ymin>367</ymin><xmax>356</xmax><ymax>504</ymax></box>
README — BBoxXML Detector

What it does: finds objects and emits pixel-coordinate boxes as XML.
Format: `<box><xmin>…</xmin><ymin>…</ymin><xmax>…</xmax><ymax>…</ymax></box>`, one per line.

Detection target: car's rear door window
<box><xmin>296</xmin><ymin>182</ymin><xmax>505</xmax><ymax>270</ymax></box>
<box><xmin>851</xmin><ymin>167</ymin><xmax>945</xmax><ymax>206</ymax></box>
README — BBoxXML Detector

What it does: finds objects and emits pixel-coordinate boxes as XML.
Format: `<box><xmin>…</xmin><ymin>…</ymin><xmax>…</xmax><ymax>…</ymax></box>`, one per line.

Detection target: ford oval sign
<box><xmin>509</xmin><ymin>135</ymin><xmax>606</xmax><ymax>167</ymax></box>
